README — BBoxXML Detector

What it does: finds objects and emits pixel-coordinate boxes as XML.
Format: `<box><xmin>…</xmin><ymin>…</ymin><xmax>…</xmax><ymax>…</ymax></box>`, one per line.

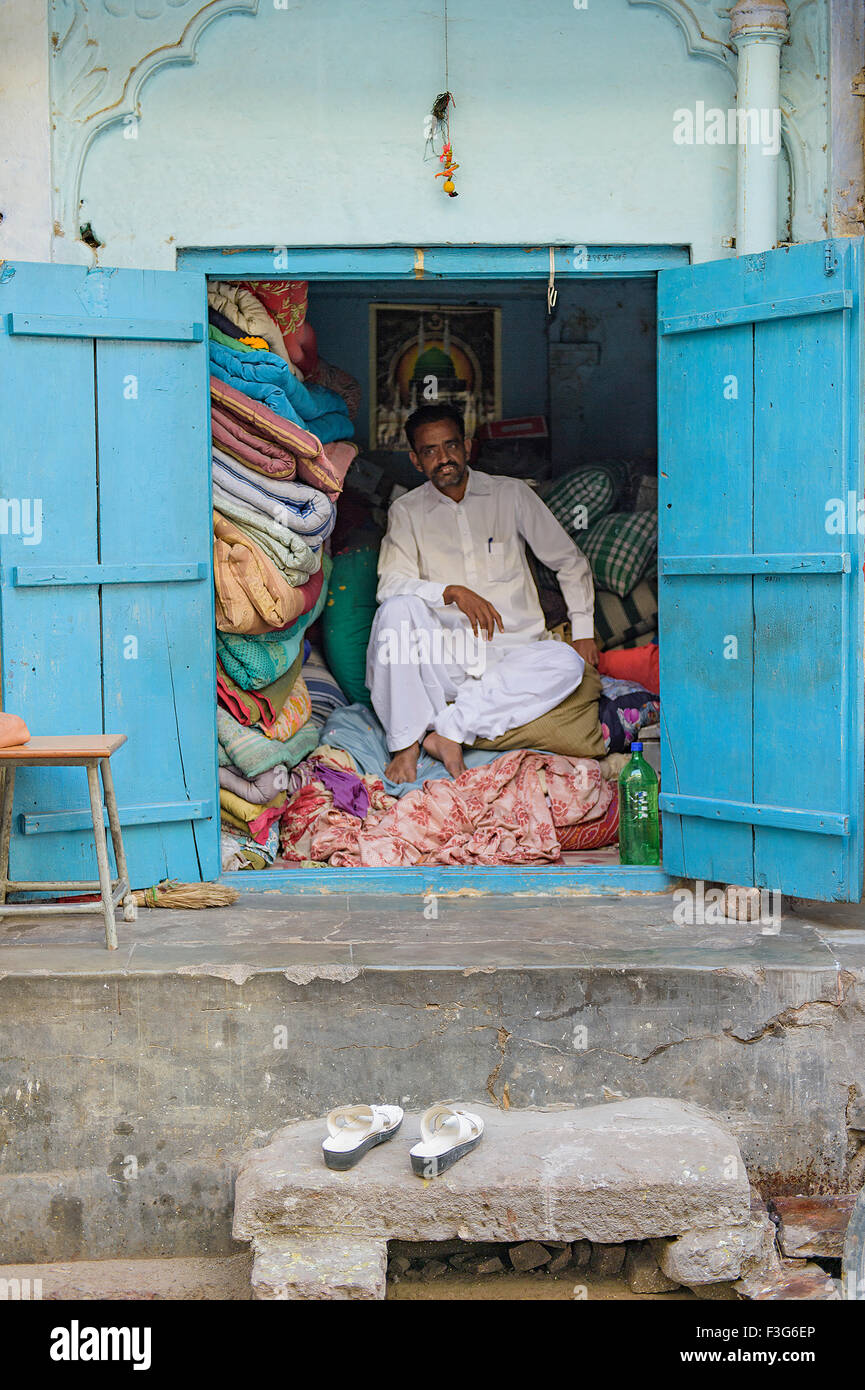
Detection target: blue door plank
<box><xmin>96</xmin><ymin>269</ymin><xmax>219</xmax><ymax>884</ymax></box>
<box><xmin>659</xmin><ymin>239</ymin><xmax>865</xmax><ymax>901</ymax></box>
<box><xmin>7</xmin><ymin>312</ymin><xmax>204</xmax><ymax>341</ymax></box>
<box><xmin>13</xmin><ymin>563</ymin><xmax>208</xmax><ymax>585</ymax></box>
<box><xmin>0</xmin><ymin>264</ymin><xmax>103</xmax><ymax>882</ymax></box>
<box><xmin>662</xmin><ymin>554</ymin><xmax>850</xmax><ymax>575</ymax></box>
<box><xmin>751</xmin><ymin>241</ymin><xmax>864</xmax><ymax>899</ymax></box>
<box><xmin>658</xmin><ymin>316</ymin><xmax>755</xmax><ymax>886</ymax></box>
<box><xmin>658</xmin><ymin>289</ymin><xmax>851</xmax><ymax>335</ymax></box>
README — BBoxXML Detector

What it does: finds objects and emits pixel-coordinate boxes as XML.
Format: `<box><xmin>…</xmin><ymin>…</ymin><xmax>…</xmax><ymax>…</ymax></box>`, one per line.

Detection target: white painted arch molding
<box><xmin>626</xmin><ymin>0</ymin><xmax>737</xmax><ymax>70</ymax></box>
<box><xmin>50</xmin><ymin>0</ymin><xmax>259</xmax><ymax>242</ymax></box>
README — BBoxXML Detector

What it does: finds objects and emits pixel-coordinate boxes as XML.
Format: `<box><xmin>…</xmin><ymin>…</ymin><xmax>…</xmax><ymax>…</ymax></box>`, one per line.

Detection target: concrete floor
<box><xmin>0</xmin><ymin>889</ymin><xmax>862</xmax><ymax>976</ymax></box>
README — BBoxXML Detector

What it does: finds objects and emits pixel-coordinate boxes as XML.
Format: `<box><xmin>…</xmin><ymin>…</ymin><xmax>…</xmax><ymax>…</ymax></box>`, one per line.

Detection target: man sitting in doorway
<box><xmin>366</xmin><ymin>402</ymin><xmax>598</xmax><ymax>783</ymax></box>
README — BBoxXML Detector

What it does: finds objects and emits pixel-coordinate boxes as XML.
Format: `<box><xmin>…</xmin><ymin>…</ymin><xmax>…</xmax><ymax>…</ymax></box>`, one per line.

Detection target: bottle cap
<box><xmin>631</xmin><ymin>742</ymin><xmax>643</xmax><ymax>752</ymax></box>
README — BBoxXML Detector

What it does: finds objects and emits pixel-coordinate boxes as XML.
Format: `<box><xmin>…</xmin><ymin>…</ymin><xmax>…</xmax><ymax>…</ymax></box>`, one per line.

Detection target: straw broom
<box><xmin>133</xmin><ymin>879</ymin><xmax>240</xmax><ymax>909</ymax></box>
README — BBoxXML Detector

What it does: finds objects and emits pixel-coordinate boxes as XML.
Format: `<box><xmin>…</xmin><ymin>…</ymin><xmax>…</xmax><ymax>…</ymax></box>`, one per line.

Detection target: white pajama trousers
<box><xmin>366</xmin><ymin>594</ymin><xmax>585</xmax><ymax>752</ymax></box>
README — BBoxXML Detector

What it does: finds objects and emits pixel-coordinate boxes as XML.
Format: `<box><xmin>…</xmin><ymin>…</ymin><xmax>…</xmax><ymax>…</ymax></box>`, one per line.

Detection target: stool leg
<box><xmin>100</xmin><ymin>757</ymin><xmax>136</xmax><ymax>922</ymax></box>
<box><xmin>87</xmin><ymin>763</ymin><xmax>117</xmax><ymax>950</ymax></box>
<box><xmin>0</xmin><ymin>766</ymin><xmax>16</xmax><ymax>905</ymax></box>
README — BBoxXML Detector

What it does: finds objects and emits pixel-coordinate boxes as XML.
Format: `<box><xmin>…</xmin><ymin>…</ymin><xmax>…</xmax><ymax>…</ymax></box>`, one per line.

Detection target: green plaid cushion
<box><xmin>581</xmin><ymin>510</ymin><xmax>657</xmax><ymax>597</ymax></box>
<box><xmin>595</xmin><ymin>577</ymin><xmax>658</xmax><ymax>648</ymax></box>
<box><xmin>539</xmin><ymin>466</ymin><xmax>619</xmax><ymax>541</ymax></box>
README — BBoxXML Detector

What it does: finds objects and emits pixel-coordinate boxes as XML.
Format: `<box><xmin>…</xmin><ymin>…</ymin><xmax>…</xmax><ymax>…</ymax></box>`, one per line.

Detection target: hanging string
<box><xmin>428</xmin><ymin>0</ymin><xmax>459</xmax><ymax>195</ymax></box>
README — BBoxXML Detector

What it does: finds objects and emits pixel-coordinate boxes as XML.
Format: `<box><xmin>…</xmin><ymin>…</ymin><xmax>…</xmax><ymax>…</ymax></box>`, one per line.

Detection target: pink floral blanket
<box><xmin>282</xmin><ymin>751</ymin><xmax>612</xmax><ymax>868</ymax></box>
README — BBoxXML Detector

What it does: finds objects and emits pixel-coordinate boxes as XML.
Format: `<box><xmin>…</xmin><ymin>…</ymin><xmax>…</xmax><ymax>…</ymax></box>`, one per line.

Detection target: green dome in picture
<box><xmin>412</xmin><ymin>345</ymin><xmax>456</xmax><ymax>379</ymax></box>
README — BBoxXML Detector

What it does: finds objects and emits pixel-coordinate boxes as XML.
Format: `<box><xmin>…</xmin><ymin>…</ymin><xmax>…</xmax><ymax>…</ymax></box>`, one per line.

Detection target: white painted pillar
<box><xmin>729</xmin><ymin>0</ymin><xmax>790</xmax><ymax>256</ymax></box>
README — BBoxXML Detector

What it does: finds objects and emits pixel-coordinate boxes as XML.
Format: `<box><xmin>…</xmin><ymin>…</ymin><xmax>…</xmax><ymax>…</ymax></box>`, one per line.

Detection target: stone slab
<box><xmin>251</xmin><ymin>1234</ymin><xmax>386</xmax><ymax>1301</ymax></box>
<box><xmin>233</xmin><ymin>1098</ymin><xmax>750</xmax><ymax>1247</ymax></box>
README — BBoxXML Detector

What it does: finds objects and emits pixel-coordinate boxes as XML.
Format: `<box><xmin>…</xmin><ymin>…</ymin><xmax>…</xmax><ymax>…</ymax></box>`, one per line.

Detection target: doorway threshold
<box><xmin>221</xmin><ymin>861</ymin><xmax>676</xmax><ymax>896</ymax></box>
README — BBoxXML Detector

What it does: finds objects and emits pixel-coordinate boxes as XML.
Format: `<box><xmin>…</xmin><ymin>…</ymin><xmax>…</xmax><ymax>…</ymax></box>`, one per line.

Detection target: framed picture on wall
<box><xmin>369</xmin><ymin>303</ymin><xmax>502</xmax><ymax>451</ymax></box>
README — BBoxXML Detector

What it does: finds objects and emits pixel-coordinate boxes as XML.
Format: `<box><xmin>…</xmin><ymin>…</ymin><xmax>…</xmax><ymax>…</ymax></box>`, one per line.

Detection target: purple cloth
<box><xmin>315</xmin><ymin>763</ymin><xmax>370</xmax><ymax>819</ymax></box>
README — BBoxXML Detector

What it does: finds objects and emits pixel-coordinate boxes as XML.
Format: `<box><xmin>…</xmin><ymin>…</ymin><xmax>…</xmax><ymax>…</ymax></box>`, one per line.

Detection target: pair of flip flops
<box><xmin>322</xmin><ymin>1102</ymin><xmax>484</xmax><ymax>1177</ymax></box>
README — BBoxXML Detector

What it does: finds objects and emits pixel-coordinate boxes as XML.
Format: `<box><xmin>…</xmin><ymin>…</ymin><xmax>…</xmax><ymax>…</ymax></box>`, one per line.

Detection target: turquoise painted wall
<box><xmin>308</xmin><ymin>280</ymin><xmax>548</xmax><ymax>450</ymax></box>
<box><xmin>65</xmin><ymin>0</ymin><xmax>758</xmax><ymax>267</ymax></box>
<box><xmin>307</xmin><ymin>276</ymin><xmax>657</xmax><ymax>462</ymax></box>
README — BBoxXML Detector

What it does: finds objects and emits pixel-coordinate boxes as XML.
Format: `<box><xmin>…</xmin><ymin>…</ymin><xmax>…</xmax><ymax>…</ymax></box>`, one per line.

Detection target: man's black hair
<box><xmin>404</xmin><ymin>402</ymin><xmax>466</xmax><ymax>451</ymax></box>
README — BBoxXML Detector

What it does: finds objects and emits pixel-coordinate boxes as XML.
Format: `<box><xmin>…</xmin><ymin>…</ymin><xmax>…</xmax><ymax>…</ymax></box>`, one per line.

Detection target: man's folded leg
<box><xmin>365</xmin><ymin>593</ymin><xmax>463</xmax><ymax>752</ymax></box>
<box><xmin>431</xmin><ymin>639</ymin><xmax>585</xmax><ymax>746</ymax></box>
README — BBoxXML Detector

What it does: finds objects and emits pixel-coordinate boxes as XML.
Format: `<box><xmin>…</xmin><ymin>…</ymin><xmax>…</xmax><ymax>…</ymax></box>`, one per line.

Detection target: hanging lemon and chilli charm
<box><xmin>437</xmin><ymin>142</ymin><xmax>460</xmax><ymax>197</ymax></box>
<box><xmin>429</xmin><ymin>91</ymin><xmax>459</xmax><ymax>198</ymax></box>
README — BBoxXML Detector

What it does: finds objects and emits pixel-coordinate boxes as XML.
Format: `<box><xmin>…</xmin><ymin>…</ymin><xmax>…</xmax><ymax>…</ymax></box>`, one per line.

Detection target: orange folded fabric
<box><xmin>213</xmin><ymin>509</ymin><xmax>306</xmax><ymax>634</ymax></box>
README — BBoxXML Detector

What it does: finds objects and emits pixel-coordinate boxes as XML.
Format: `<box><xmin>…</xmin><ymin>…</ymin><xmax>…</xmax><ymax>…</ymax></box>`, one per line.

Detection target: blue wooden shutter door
<box><xmin>658</xmin><ymin>238</ymin><xmax>864</xmax><ymax>902</ymax></box>
<box><xmin>0</xmin><ymin>263</ymin><xmax>218</xmax><ymax>886</ymax></box>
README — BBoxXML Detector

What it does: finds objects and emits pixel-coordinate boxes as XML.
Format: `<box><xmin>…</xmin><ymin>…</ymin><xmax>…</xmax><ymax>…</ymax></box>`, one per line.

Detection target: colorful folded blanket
<box><xmin>556</xmin><ymin>794</ymin><xmax>620</xmax><ymax>851</ymax></box>
<box><xmin>598</xmin><ymin>677</ymin><xmax>659</xmax><ymax>753</ymax></box>
<box><xmin>208</xmin><ymin>281</ymin><xmax>293</xmax><ymax>364</ymax></box>
<box><xmin>212</xmin><ymin>451</ymin><xmax>335</xmax><ymax>541</ymax></box>
<box><xmin>210</xmin><ymin>378</ymin><xmax>350</xmax><ymax>498</ymax></box>
<box><xmin>302</xmin><ymin>648</ymin><xmax>349</xmax><ymax>727</ymax></box>
<box><xmin>240</xmin><ymin>280</ymin><xmax>308</xmax><ymax>349</ymax></box>
<box><xmin>209</xmin><ymin>306</ymin><xmax>248</xmax><ymax>341</ymax></box>
<box><xmin>260</xmin><ymin>674</ymin><xmax>312</xmax><ymax>742</ymax></box>
<box><xmin>216</xmin><ymin>653</ymin><xmax>303</xmax><ymax>727</ymax></box>
<box><xmin>212</xmin><ymin>488</ymin><xmax>327</xmax><ymax>566</ymax></box>
<box><xmin>210</xmin><ymin>324</ymin><xmax>258</xmax><ymax>353</ymax></box>
<box><xmin>221</xmin><ymin>824</ymin><xmax>280</xmax><ymax>871</ymax></box>
<box><xmin>216</xmin><ymin>569</ymin><xmax>329</xmax><ymax>689</ymax></box>
<box><xmin>212</xmin><ymin>487</ymin><xmax>322</xmax><ymax>572</ymax></box>
<box><xmin>220</xmin><ymin>786</ymin><xmax>287</xmax><ymax>825</ymax></box>
<box><xmin>218</xmin><ymin>705</ymin><xmax>319</xmax><ymax>778</ymax></box>
<box><xmin>219</xmin><ymin>763</ymin><xmax>289</xmax><ymax>805</ymax></box>
<box><xmin>213</xmin><ymin>509</ymin><xmax>321</xmax><ymax>635</ymax></box>
<box><xmin>209</xmin><ymin>339</ymin><xmax>354</xmax><ymax>444</ymax></box>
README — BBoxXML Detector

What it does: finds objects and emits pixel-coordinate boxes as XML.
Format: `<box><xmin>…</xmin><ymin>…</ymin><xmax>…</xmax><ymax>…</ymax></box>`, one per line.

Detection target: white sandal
<box><xmin>321</xmin><ymin>1103</ymin><xmax>404</xmax><ymax>1171</ymax></box>
<box><xmin>409</xmin><ymin>1104</ymin><xmax>484</xmax><ymax>1178</ymax></box>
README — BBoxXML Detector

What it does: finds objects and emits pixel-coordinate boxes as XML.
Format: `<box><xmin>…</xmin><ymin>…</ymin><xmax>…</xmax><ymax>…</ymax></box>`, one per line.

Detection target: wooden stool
<box><xmin>0</xmin><ymin>735</ymin><xmax>136</xmax><ymax>950</ymax></box>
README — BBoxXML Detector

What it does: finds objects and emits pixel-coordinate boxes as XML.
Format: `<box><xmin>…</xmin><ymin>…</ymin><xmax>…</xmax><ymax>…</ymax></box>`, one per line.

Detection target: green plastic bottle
<box><xmin>617</xmin><ymin>741</ymin><xmax>660</xmax><ymax>866</ymax></box>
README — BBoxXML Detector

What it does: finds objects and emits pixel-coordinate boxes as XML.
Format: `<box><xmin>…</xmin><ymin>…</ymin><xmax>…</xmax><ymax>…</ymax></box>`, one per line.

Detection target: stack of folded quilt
<box><xmin>207</xmin><ymin>279</ymin><xmax>363</xmax><ymax>870</ymax></box>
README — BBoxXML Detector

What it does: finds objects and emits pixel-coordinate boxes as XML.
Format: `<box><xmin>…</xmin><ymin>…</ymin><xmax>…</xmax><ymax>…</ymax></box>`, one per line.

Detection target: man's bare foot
<box><xmin>423</xmin><ymin>731</ymin><xmax>467</xmax><ymax>778</ymax></box>
<box><xmin>385</xmin><ymin>741</ymin><xmax>420</xmax><ymax>784</ymax></box>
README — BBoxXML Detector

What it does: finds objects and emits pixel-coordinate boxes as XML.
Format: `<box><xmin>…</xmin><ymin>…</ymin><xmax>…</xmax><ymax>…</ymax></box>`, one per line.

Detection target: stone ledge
<box><xmin>234</xmin><ymin>1098</ymin><xmax>750</xmax><ymax>1247</ymax></box>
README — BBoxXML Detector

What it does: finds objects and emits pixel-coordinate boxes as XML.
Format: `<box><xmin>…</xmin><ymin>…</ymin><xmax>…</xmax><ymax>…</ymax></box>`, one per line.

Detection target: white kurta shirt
<box><xmin>376</xmin><ymin>469</ymin><xmax>595</xmax><ymax>650</ymax></box>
